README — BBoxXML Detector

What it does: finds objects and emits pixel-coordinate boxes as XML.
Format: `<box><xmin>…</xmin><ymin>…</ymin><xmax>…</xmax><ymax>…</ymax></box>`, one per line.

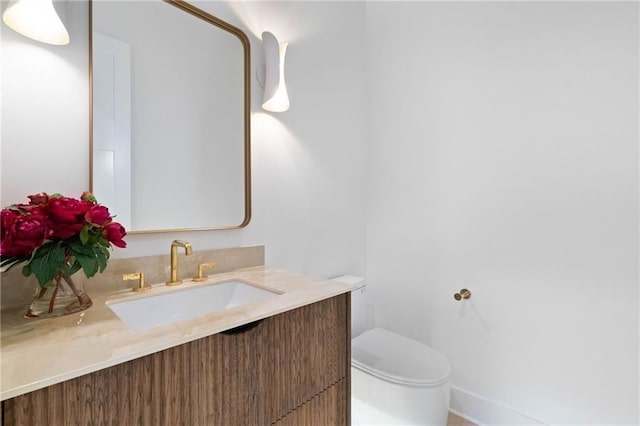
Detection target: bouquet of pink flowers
<box><xmin>0</xmin><ymin>192</ymin><xmax>126</xmax><ymax>287</ymax></box>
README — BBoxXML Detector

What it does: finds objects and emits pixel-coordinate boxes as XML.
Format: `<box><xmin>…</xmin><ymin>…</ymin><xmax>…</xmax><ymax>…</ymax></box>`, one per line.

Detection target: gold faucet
<box><xmin>166</xmin><ymin>240</ymin><xmax>193</xmax><ymax>286</ymax></box>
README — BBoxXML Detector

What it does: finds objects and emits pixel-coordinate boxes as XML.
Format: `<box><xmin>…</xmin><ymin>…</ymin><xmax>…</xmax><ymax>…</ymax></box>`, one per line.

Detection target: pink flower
<box><xmin>47</xmin><ymin>197</ymin><xmax>93</xmax><ymax>239</ymax></box>
<box><xmin>0</xmin><ymin>208</ymin><xmax>49</xmax><ymax>257</ymax></box>
<box><xmin>103</xmin><ymin>222</ymin><xmax>127</xmax><ymax>248</ymax></box>
<box><xmin>85</xmin><ymin>205</ymin><xmax>112</xmax><ymax>227</ymax></box>
<box><xmin>0</xmin><ymin>209</ymin><xmax>18</xmax><ymax>241</ymax></box>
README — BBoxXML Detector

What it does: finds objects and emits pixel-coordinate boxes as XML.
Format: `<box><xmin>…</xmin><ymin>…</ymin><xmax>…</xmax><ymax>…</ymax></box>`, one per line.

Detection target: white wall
<box><xmin>1</xmin><ymin>0</ymin><xmax>89</xmax><ymax>201</ymax></box>
<box><xmin>1</xmin><ymin>0</ymin><xmax>368</xmax><ymax>279</ymax></box>
<box><xmin>365</xmin><ymin>2</ymin><xmax>639</xmax><ymax>424</ymax></box>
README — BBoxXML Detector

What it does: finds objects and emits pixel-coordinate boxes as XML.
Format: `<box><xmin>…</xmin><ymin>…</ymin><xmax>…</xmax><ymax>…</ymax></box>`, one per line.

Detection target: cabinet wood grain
<box><xmin>3</xmin><ymin>294</ymin><xmax>350</xmax><ymax>426</ymax></box>
<box><xmin>273</xmin><ymin>378</ymin><xmax>348</xmax><ymax>426</ymax></box>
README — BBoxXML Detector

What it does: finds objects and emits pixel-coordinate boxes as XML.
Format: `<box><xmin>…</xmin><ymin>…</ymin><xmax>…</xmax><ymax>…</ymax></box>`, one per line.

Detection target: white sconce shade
<box><xmin>2</xmin><ymin>0</ymin><xmax>69</xmax><ymax>45</ymax></box>
<box><xmin>261</xmin><ymin>31</ymin><xmax>289</xmax><ymax>112</ymax></box>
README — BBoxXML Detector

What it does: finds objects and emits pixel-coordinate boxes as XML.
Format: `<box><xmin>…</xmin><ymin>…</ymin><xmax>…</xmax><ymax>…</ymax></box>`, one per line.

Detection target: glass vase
<box><xmin>25</xmin><ymin>273</ymin><xmax>93</xmax><ymax>319</ymax></box>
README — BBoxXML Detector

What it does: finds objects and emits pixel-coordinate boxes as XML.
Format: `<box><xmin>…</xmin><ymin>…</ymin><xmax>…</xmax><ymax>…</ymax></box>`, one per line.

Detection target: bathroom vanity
<box><xmin>0</xmin><ymin>267</ymin><xmax>352</xmax><ymax>425</ymax></box>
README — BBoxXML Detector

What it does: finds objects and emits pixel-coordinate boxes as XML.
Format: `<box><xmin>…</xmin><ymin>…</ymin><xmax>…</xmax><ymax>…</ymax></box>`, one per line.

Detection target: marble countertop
<box><xmin>0</xmin><ymin>267</ymin><xmax>352</xmax><ymax>401</ymax></box>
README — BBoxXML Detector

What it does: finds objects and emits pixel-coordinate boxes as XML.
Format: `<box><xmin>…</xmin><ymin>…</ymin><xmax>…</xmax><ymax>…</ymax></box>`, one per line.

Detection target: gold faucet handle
<box><xmin>123</xmin><ymin>272</ymin><xmax>150</xmax><ymax>292</ymax></box>
<box><xmin>193</xmin><ymin>262</ymin><xmax>215</xmax><ymax>282</ymax></box>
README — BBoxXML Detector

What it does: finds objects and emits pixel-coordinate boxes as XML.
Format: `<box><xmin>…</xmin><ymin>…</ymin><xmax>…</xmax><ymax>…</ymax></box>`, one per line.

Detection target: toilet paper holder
<box><xmin>453</xmin><ymin>288</ymin><xmax>471</xmax><ymax>301</ymax></box>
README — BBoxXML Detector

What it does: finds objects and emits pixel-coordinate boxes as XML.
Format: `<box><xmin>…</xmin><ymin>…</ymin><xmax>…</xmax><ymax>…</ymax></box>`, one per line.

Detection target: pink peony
<box><xmin>47</xmin><ymin>196</ymin><xmax>93</xmax><ymax>239</ymax></box>
<box><xmin>0</xmin><ymin>208</ymin><xmax>49</xmax><ymax>257</ymax></box>
<box><xmin>103</xmin><ymin>222</ymin><xmax>127</xmax><ymax>248</ymax></box>
<box><xmin>85</xmin><ymin>205</ymin><xmax>112</xmax><ymax>227</ymax></box>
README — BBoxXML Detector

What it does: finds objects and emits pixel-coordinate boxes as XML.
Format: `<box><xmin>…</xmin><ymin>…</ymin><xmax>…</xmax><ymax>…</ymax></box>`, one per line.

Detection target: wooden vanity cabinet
<box><xmin>2</xmin><ymin>293</ymin><xmax>350</xmax><ymax>426</ymax></box>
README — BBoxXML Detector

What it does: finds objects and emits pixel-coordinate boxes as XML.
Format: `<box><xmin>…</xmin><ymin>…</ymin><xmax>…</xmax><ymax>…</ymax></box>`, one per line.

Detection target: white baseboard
<box><xmin>449</xmin><ymin>385</ymin><xmax>547</xmax><ymax>426</ymax></box>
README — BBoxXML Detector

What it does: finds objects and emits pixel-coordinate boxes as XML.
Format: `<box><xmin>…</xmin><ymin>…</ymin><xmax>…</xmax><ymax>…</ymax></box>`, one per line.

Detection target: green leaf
<box><xmin>22</xmin><ymin>263</ymin><xmax>31</xmax><ymax>276</ymax></box>
<box><xmin>89</xmin><ymin>232</ymin><xmax>102</xmax><ymax>245</ymax></box>
<box><xmin>76</xmin><ymin>252</ymin><xmax>99</xmax><ymax>278</ymax></box>
<box><xmin>61</xmin><ymin>258</ymin><xmax>82</xmax><ymax>276</ymax></box>
<box><xmin>99</xmin><ymin>244</ymin><xmax>110</xmax><ymax>258</ymax></box>
<box><xmin>98</xmin><ymin>253</ymin><xmax>107</xmax><ymax>273</ymax></box>
<box><xmin>29</xmin><ymin>242</ymin><xmax>65</xmax><ymax>287</ymax></box>
<box><xmin>97</xmin><ymin>249</ymin><xmax>108</xmax><ymax>273</ymax></box>
<box><xmin>68</xmin><ymin>260</ymin><xmax>82</xmax><ymax>276</ymax></box>
<box><xmin>69</xmin><ymin>242</ymin><xmax>93</xmax><ymax>257</ymax></box>
<box><xmin>80</xmin><ymin>225</ymin><xmax>90</xmax><ymax>245</ymax></box>
<box><xmin>7</xmin><ymin>205</ymin><xmax>27</xmax><ymax>214</ymax></box>
<box><xmin>71</xmin><ymin>244</ymin><xmax>99</xmax><ymax>278</ymax></box>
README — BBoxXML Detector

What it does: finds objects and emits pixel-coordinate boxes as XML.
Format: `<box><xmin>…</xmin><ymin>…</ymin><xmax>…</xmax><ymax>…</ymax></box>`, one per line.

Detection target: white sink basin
<box><xmin>106</xmin><ymin>280</ymin><xmax>280</xmax><ymax>331</ymax></box>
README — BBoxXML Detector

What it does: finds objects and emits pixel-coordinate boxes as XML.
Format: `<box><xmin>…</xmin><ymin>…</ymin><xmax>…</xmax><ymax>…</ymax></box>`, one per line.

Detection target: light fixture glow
<box><xmin>2</xmin><ymin>0</ymin><xmax>69</xmax><ymax>45</ymax></box>
<box><xmin>261</xmin><ymin>31</ymin><xmax>289</xmax><ymax>112</ymax></box>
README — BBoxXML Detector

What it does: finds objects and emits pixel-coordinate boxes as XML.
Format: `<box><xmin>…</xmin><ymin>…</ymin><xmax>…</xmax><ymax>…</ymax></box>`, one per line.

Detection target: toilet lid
<box><xmin>351</xmin><ymin>328</ymin><xmax>450</xmax><ymax>387</ymax></box>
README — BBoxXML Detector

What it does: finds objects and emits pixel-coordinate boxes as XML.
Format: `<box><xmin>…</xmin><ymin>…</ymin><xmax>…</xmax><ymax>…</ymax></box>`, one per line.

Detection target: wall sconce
<box><xmin>260</xmin><ymin>31</ymin><xmax>289</xmax><ymax>112</ymax></box>
<box><xmin>2</xmin><ymin>0</ymin><xmax>69</xmax><ymax>45</ymax></box>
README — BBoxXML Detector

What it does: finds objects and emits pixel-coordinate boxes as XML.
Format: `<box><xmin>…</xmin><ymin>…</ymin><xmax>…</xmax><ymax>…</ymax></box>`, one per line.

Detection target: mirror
<box><xmin>90</xmin><ymin>0</ymin><xmax>251</xmax><ymax>233</ymax></box>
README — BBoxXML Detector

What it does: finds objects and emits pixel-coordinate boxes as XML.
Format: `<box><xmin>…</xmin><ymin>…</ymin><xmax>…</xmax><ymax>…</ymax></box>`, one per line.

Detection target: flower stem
<box><xmin>61</xmin><ymin>273</ymin><xmax>83</xmax><ymax>302</ymax></box>
<box><xmin>48</xmin><ymin>275</ymin><xmax>62</xmax><ymax>313</ymax></box>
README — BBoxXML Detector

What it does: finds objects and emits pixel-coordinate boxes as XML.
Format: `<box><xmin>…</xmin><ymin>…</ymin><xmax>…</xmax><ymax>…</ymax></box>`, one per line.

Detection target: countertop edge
<box><xmin>1</xmin><ymin>267</ymin><xmax>353</xmax><ymax>401</ymax></box>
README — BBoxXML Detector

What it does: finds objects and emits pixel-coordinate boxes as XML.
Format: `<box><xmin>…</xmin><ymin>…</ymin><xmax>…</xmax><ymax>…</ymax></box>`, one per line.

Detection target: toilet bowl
<box><xmin>351</xmin><ymin>327</ymin><xmax>451</xmax><ymax>425</ymax></box>
<box><xmin>331</xmin><ymin>275</ymin><xmax>451</xmax><ymax>426</ymax></box>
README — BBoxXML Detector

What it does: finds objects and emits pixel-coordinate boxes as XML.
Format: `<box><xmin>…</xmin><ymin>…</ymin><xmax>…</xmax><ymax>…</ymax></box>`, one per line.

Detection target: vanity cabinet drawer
<box><xmin>273</xmin><ymin>378</ymin><xmax>348</xmax><ymax>426</ymax></box>
<box><xmin>2</xmin><ymin>293</ymin><xmax>350</xmax><ymax>425</ymax></box>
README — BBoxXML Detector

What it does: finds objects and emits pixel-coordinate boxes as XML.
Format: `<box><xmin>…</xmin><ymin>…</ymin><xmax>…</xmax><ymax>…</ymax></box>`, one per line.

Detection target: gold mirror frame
<box><xmin>89</xmin><ymin>0</ymin><xmax>251</xmax><ymax>234</ymax></box>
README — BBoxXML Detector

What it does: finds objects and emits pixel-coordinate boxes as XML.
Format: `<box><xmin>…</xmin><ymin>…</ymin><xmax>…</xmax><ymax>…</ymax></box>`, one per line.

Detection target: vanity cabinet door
<box><xmin>2</xmin><ymin>293</ymin><xmax>350</xmax><ymax>425</ymax></box>
<box><xmin>267</xmin><ymin>293</ymin><xmax>349</xmax><ymax>421</ymax></box>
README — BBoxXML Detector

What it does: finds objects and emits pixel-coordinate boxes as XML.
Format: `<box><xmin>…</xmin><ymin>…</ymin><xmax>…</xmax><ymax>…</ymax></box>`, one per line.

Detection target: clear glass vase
<box><xmin>25</xmin><ymin>273</ymin><xmax>93</xmax><ymax>319</ymax></box>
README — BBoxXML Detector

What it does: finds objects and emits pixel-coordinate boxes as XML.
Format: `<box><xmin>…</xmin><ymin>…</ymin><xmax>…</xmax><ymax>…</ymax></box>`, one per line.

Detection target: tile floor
<box><xmin>447</xmin><ymin>412</ymin><xmax>478</xmax><ymax>426</ymax></box>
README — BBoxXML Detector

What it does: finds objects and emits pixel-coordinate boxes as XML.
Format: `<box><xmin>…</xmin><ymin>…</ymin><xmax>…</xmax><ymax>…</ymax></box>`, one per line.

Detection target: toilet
<box><xmin>331</xmin><ymin>275</ymin><xmax>451</xmax><ymax>426</ymax></box>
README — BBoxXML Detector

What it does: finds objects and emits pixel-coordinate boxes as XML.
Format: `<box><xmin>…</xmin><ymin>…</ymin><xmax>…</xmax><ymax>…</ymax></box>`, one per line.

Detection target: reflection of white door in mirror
<box><xmin>92</xmin><ymin>32</ymin><xmax>132</xmax><ymax>229</ymax></box>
